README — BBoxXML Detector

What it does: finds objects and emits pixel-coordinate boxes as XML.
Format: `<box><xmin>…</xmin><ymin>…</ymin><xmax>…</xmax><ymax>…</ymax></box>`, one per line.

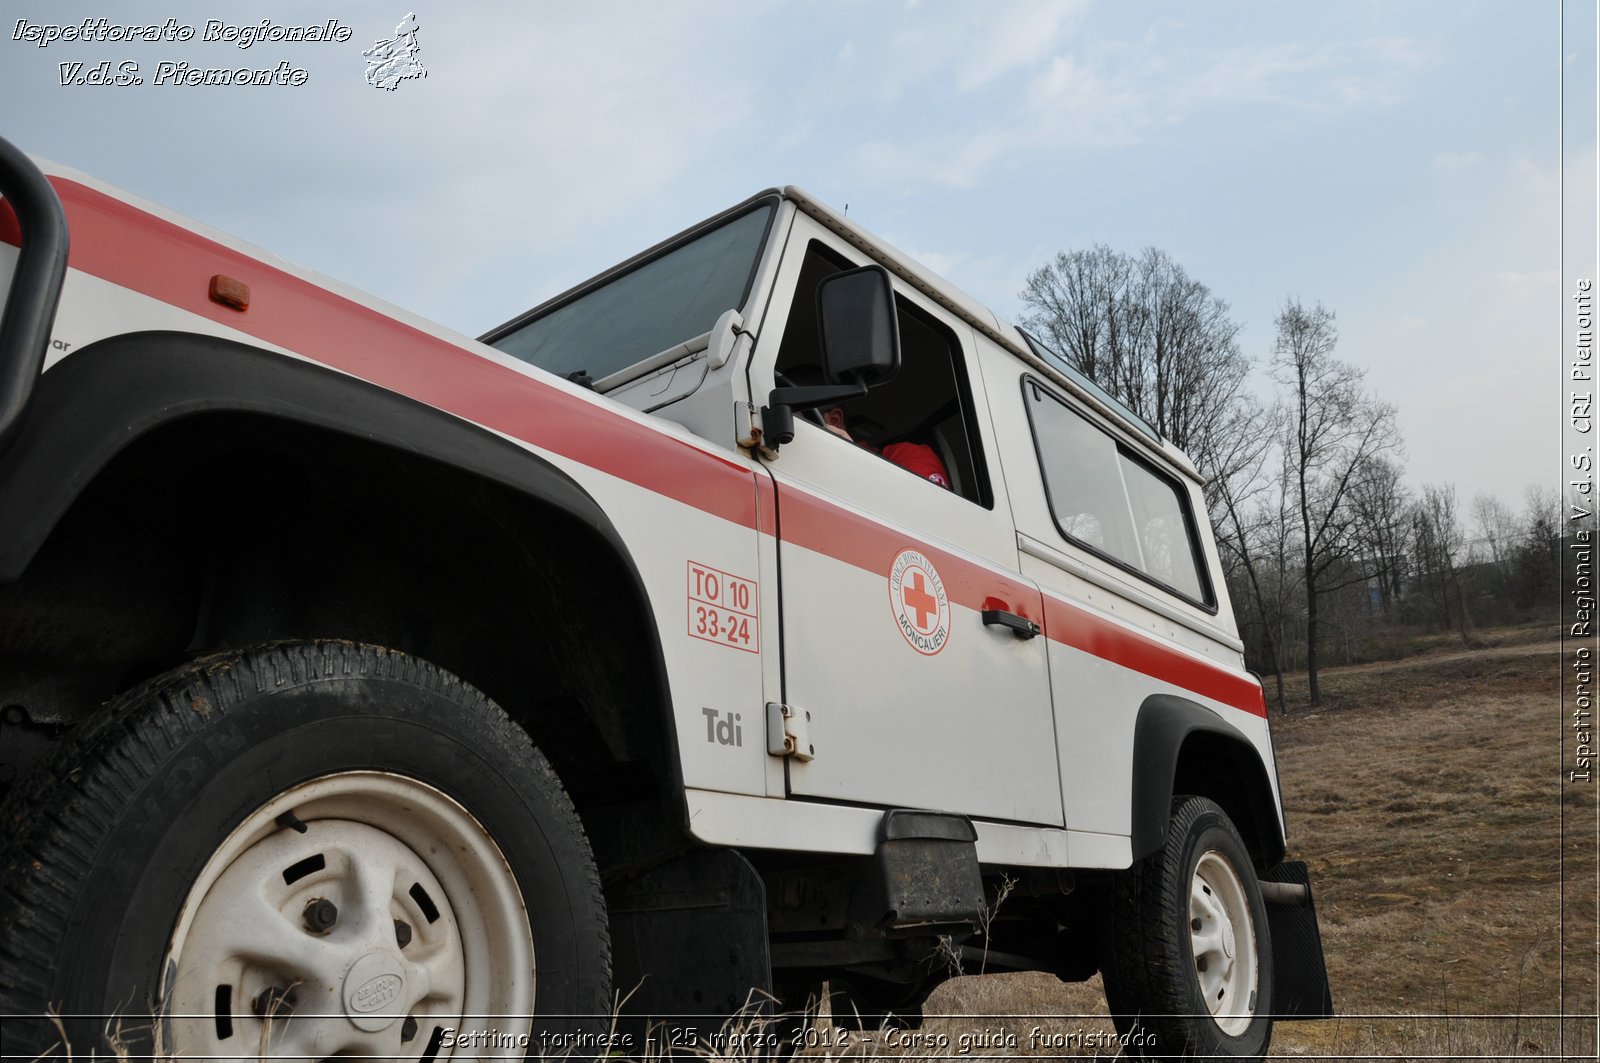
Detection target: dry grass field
<box><xmin>825</xmin><ymin>625</ymin><xmax>1596</xmax><ymax>1061</ymax></box>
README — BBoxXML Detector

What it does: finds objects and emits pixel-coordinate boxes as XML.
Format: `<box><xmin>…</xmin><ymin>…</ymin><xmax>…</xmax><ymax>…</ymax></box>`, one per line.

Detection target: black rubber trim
<box><xmin>880</xmin><ymin>809</ymin><xmax>978</xmax><ymax>843</ymax></box>
<box><xmin>0</xmin><ymin>330</ymin><xmax>687</xmax><ymax>806</ymax></box>
<box><xmin>0</xmin><ymin>134</ymin><xmax>69</xmax><ymax>458</ymax></box>
<box><xmin>1129</xmin><ymin>693</ymin><xmax>1285</xmax><ymax>865</ymax></box>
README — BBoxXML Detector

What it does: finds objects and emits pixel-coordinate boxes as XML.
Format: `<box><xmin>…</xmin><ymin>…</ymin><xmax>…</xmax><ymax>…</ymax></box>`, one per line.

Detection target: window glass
<box><xmin>1025</xmin><ymin>380</ymin><xmax>1211</xmax><ymax>605</ymax></box>
<box><xmin>1028</xmin><ymin>390</ymin><xmax>1135</xmax><ymax>559</ymax></box>
<box><xmin>489</xmin><ymin>203</ymin><xmax>774</xmax><ymax>383</ymax></box>
<box><xmin>1119</xmin><ymin>452</ymin><xmax>1207</xmax><ymax>601</ymax></box>
<box><xmin>774</xmin><ymin>241</ymin><xmax>992</xmax><ymax>507</ymax></box>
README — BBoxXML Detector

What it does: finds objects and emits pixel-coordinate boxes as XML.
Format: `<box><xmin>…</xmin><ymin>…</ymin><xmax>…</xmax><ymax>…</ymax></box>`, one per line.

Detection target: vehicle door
<box><xmin>753</xmin><ymin>221</ymin><xmax>1063</xmax><ymax>826</ymax></box>
<box><xmin>978</xmin><ymin>331</ymin><xmax>1258</xmax><ymax>851</ymax></box>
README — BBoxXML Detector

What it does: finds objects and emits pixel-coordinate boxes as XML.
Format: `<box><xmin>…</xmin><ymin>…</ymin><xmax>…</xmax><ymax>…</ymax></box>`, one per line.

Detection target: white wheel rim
<box><xmin>1189</xmin><ymin>849</ymin><xmax>1259</xmax><ymax>1037</ymax></box>
<box><xmin>162</xmin><ymin>772</ymin><xmax>534</xmax><ymax>1059</ymax></box>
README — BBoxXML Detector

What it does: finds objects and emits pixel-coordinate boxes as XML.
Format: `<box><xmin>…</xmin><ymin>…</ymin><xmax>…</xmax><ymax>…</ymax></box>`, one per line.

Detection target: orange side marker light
<box><xmin>209</xmin><ymin>274</ymin><xmax>250</xmax><ymax>311</ymax></box>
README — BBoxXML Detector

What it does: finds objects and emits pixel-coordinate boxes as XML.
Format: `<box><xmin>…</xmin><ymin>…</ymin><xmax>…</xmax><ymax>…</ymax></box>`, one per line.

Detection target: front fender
<box><xmin>0</xmin><ymin>329</ymin><xmax>686</xmax><ymax>797</ymax></box>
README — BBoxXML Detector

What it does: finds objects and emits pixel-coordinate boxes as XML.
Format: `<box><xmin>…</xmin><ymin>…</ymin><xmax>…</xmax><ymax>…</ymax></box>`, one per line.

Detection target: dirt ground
<box><xmin>885</xmin><ymin>631</ymin><xmax>1597</xmax><ymax>1060</ymax></box>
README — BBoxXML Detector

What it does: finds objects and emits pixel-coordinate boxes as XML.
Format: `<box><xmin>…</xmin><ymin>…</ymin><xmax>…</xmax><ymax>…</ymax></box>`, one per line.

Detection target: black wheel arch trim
<box><xmin>1129</xmin><ymin>693</ymin><xmax>1286</xmax><ymax>867</ymax></box>
<box><xmin>0</xmin><ymin>329</ymin><xmax>686</xmax><ymax>801</ymax></box>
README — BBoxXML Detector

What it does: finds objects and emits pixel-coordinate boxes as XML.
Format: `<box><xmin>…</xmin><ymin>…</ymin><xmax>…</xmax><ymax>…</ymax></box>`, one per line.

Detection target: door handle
<box><xmin>982</xmin><ymin>609</ymin><xmax>1041</xmax><ymax>639</ymax></box>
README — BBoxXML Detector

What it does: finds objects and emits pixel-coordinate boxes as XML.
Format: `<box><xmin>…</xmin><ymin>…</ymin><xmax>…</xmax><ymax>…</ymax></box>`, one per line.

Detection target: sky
<box><xmin>0</xmin><ymin>1</ymin><xmax>1588</xmax><ymax>519</ymax></box>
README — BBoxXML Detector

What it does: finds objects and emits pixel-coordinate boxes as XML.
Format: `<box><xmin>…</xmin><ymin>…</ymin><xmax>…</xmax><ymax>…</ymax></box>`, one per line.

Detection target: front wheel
<box><xmin>1100</xmin><ymin>796</ymin><xmax>1273</xmax><ymax>1059</ymax></box>
<box><xmin>0</xmin><ymin>641</ymin><xmax>610</xmax><ymax>1059</ymax></box>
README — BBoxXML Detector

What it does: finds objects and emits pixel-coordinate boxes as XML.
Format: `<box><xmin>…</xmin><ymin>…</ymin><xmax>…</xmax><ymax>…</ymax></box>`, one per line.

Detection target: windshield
<box><xmin>486</xmin><ymin>201</ymin><xmax>775</xmax><ymax>384</ymax></box>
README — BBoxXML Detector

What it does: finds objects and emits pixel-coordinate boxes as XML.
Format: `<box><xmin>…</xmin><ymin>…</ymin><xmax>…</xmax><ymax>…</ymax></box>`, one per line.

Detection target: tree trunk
<box><xmin>1263</xmin><ymin>629</ymin><xmax>1287</xmax><ymax>715</ymax></box>
<box><xmin>1242</xmin><ymin>559</ymin><xmax>1288</xmax><ymax>714</ymax></box>
<box><xmin>1454</xmin><ymin>568</ymin><xmax>1474</xmax><ymax>644</ymax></box>
<box><xmin>1305</xmin><ymin>567</ymin><xmax>1322</xmax><ymax>706</ymax></box>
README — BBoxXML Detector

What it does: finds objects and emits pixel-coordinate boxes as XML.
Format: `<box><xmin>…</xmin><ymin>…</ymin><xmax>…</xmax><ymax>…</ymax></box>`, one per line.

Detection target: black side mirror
<box><xmin>817</xmin><ymin>264</ymin><xmax>900</xmax><ymax>386</ymax></box>
<box><xmin>761</xmin><ymin>265</ymin><xmax>902</xmax><ymax>448</ymax></box>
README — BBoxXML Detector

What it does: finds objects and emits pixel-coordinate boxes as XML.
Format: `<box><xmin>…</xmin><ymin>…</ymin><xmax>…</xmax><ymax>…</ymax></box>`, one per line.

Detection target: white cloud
<box><xmin>848</xmin><ymin>28</ymin><xmax>1435</xmax><ymax>192</ymax></box>
<box><xmin>959</xmin><ymin>0</ymin><xmax>1090</xmax><ymax>91</ymax></box>
<box><xmin>1163</xmin><ymin>35</ymin><xmax>1435</xmax><ymax>112</ymax></box>
<box><xmin>859</xmin><ymin>0</ymin><xmax>1086</xmax><ymax>100</ymax></box>
<box><xmin>1025</xmin><ymin>55</ymin><xmax>1152</xmax><ymax>142</ymax></box>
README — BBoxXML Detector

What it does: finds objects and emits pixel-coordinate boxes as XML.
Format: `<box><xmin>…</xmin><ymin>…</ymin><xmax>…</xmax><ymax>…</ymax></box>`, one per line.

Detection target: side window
<box><xmin>774</xmin><ymin>241</ymin><xmax>992</xmax><ymax>507</ymax></box>
<box><xmin>1024</xmin><ymin>378</ymin><xmax>1213</xmax><ymax>607</ymax></box>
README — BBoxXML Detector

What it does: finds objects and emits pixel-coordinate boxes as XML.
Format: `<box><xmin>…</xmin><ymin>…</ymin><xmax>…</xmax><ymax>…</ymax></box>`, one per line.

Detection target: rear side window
<box><xmin>1024</xmin><ymin>378</ymin><xmax>1213</xmax><ymax>607</ymax></box>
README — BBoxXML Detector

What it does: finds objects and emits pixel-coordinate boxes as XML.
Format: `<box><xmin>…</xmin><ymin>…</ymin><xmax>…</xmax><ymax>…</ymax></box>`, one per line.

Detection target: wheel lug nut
<box><xmin>401</xmin><ymin>1015</ymin><xmax>418</xmax><ymax>1042</ymax></box>
<box><xmin>394</xmin><ymin>919</ymin><xmax>413</xmax><ymax>948</ymax></box>
<box><xmin>302</xmin><ymin>897</ymin><xmax>338</xmax><ymax>933</ymax></box>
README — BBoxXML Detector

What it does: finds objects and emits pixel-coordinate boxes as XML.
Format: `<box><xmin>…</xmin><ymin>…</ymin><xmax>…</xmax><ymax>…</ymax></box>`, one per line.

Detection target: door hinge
<box><xmin>766</xmin><ymin>702</ymin><xmax>815</xmax><ymax>761</ymax></box>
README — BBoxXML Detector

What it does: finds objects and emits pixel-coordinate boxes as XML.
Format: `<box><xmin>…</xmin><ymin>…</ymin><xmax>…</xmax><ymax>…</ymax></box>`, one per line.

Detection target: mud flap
<box><xmin>607</xmin><ymin>848</ymin><xmax>773</xmax><ymax>1045</ymax></box>
<box><xmin>1262</xmin><ymin>860</ymin><xmax>1334</xmax><ymax>1018</ymax></box>
<box><xmin>851</xmin><ymin>809</ymin><xmax>985</xmax><ymax>933</ymax></box>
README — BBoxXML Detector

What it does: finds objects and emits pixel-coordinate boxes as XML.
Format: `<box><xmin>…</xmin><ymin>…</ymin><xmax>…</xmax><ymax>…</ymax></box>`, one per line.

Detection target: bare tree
<box><xmin>1348</xmin><ymin>456</ymin><xmax>1411</xmax><ymax>617</ymax></box>
<box><xmin>1471</xmin><ymin>494</ymin><xmax>1518</xmax><ymax>585</ymax></box>
<box><xmin>1019</xmin><ymin>245</ymin><xmax>1250</xmax><ymax>472</ymax></box>
<box><xmin>1019</xmin><ymin>244</ymin><xmax>1130</xmax><ymax>391</ymax></box>
<box><xmin>1412</xmin><ymin>484</ymin><xmax>1473</xmax><ymax>641</ymax></box>
<box><xmin>1515</xmin><ymin>485</ymin><xmax>1561</xmax><ymax>607</ymax></box>
<box><xmin>1271</xmin><ymin>299</ymin><xmax>1402</xmax><ymax>705</ymax></box>
<box><xmin>1206</xmin><ymin>397</ymin><xmax>1292</xmax><ymax>709</ymax></box>
<box><xmin>1525</xmin><ymin>484</ymin><xmax>1562</xmax><ymax>537</ymax></box>
<box><xmin>1261</xmin><ymin>445</ymin><xmax>1307</xmax><ymax>673</ymax></box>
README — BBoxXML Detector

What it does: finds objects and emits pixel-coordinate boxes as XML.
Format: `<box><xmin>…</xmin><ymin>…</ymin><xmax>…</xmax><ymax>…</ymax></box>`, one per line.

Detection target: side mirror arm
<box><xmin>759</xmin><ymin>381</ymin><xmax>868</xmax><ymax>449</ymax></box>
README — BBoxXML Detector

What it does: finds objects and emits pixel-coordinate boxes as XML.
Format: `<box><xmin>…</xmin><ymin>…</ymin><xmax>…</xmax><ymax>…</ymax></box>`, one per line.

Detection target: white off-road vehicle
<box><xmin>0</xmin><ymin>134</ymin><xmax>1329</xmax><ymax>1060</ymax></box>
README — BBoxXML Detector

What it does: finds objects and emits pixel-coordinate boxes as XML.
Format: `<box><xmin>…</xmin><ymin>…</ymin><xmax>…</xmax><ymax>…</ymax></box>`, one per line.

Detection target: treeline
<box><xmin>1020</xmin><ymin>246</ymin><xmax>1560</xmax><ymax>710</ymax></box>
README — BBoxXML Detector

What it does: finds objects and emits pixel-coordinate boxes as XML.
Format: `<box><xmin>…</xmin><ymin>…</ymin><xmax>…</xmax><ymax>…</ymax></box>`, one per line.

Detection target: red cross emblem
<box><xmin>888</xmin><ymin>549</ymin><xmax>949</xmax><ymax>656</ymax></box>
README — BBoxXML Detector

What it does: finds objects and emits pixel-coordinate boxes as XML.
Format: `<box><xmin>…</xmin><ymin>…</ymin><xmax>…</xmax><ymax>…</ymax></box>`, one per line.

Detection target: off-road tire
<box><xmin>1100</xmin><ymin>795</ymin><xmax>1273</xmax><ymax>1059</ymax></box>
<box><xmin>0</xmin><ymin>640</ymin><xmax>610</xmax><ymax>1060</ymax></box>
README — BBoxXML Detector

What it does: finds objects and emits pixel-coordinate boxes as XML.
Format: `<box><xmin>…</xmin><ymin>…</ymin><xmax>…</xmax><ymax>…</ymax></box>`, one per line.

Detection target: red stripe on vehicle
<box><xmin>9</xmin><ymin>177</ymin><xmax>770</xmax><ymax>535</ymax></box>
<box><xmin>776</xmin><ymin>487</ymin><xmax>1265</xmax><ymax>718</ymax></box>
<box><xmin>1040</xmin><ymin>595</ymin><xmax>1266</xmax><ymax>717</ymax></box>
<box><xmin>776</xmin><ymin>485</ymin><xmax>1043</xmax><ymax>618</ymax></box>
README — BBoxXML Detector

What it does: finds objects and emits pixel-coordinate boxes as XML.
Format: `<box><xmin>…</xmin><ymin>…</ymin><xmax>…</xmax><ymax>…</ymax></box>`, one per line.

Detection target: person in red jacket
<box><xmin>820</xmin><ymin>407</ymin><xmax>952</xmax><ymax>491</ymax></box>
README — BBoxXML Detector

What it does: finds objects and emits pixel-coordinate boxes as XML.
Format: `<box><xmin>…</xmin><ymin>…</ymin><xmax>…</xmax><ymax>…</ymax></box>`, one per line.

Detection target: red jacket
<box><xmin>882</xmin><ymin>442</ymin><xmax>952</xmax><ymax>490</ymax></box>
